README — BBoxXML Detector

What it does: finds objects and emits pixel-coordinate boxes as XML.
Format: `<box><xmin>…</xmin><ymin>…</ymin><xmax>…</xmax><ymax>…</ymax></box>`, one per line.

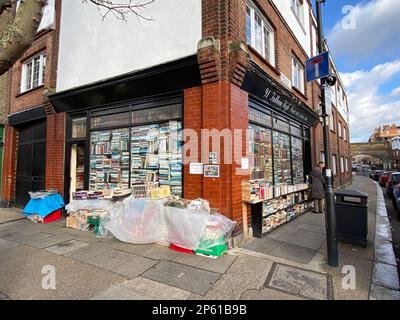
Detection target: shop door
<box><xmin>15</xmin><ymin>121</ymin><xmax>47</xmax><ymax>206</ymax></box>
<box><xmin>68</xmin><ymin>143</ymin><xmax>86</xmax><ymax>201</ymax></box>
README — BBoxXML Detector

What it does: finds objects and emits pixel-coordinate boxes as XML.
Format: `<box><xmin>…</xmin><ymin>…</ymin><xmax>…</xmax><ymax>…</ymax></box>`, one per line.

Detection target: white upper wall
<box><xmin>271</xmin><ymin>0</ymin><xmax>312</xmax><ymax>57</ymax></box>
<box><xmin>56</xmin><ymin>0</ymin><xmax>202</xmax><ymax>92</ymax></box>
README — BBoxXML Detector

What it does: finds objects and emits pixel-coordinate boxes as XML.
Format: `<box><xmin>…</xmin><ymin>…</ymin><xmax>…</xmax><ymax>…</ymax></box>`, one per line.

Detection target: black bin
<box><xmin>335</xmin><ymin>189</ymin><xmax>368</xmax><ymax>247</ymax></box>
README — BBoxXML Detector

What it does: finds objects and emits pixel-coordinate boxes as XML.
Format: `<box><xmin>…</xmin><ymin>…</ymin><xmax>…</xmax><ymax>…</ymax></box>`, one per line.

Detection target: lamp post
<box><xmin>316</xmin><ymin>0</ymin><xmax>339</xmax><ymax>267</ymax></box>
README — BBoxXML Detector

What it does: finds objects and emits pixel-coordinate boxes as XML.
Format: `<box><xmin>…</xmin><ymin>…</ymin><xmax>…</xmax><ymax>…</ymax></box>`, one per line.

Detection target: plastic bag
<box><xmin>103</xmin><ymin>196</ymin><xmax>169</xmax><ymax>244</ymax></box>
<box><xmin>197</xmin><ymin>213</ymin><xmax>236</xmax><ymax>250</ymax></box>
<box><xmin>164</xmin><ymin>206</ymin><xmax>209</xmax><ymax>250</ymax></box>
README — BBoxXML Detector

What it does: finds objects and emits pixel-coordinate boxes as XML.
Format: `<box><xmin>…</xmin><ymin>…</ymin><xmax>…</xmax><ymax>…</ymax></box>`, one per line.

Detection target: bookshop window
<box><xmin>249</xmin><ymin>108</ymin><xmax>272</xmax><ymax>127</ymax></box>
<box><xmin>249</xmin><ymin>124</ymin><xmax>273</xmax><ymax>183</ymax></box>
<box><xmin>292</xmin><ymin>137</ymin><xmax>304</xmax><ymax>184</ymax></box>
<box><xmin>91</xmin><ymin>111</ymin><xmax>131</xmax><ymax>130</ymax></box>
<box><xmin>132</xmin><ymin>104</ymin><xmax>182</xmax><ymax>124</ymax></box>
<box><xmin>273</xmin><ymin>117</ymin><xmax>290</xmax><ymax>133</ymax></box>
<box><xmin>291</xmin><ymin>124</ymin><xmax>302</xmax><ymax>137</ymax></box>
<box><xmin>71</xmin><ymin>117</ymin><xmax>87</xmax><ymax>139</ymax></box>
<box><xmin>273</xmin><ymin>131</ymin><xmax>291</xmax><ymax>185</ymax></box>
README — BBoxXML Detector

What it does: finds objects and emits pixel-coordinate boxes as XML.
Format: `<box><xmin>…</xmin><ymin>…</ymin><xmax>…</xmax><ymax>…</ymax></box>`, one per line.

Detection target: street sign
<box><xmin>323</xmin><ymin>84</ymin><xmax>332</xmax><ymax>116</ymax></box>
<box><xmin>306</xmin><ymin>51</ymin><xmax>329</xmax><ymax>82</ymax></box>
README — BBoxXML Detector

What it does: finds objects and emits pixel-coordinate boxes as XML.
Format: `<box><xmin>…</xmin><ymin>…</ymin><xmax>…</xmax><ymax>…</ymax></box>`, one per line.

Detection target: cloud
<box><xmin>327</xmin><ymin>0</ymin><xmax>400</xmax><ymax>64</ymax></box>
<box><xmin>391</xmin><ymin>86</ymin><xmax>400</xmax><ymax>96</ymax></box>
<box><xmin>341</xmin><ymin>59</ymin><xmax>400</xmax><ymax>142</ymax></box>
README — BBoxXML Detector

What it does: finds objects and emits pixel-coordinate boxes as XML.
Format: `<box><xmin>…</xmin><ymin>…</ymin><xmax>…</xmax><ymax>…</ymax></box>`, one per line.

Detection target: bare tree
<box><xmin>0</xmin><ymin>0</ymin><xmax>155</xmax><ymax>76</ymax></box>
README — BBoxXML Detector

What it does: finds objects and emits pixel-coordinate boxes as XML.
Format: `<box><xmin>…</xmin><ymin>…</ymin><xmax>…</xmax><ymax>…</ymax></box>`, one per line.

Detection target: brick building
<box><xmin>1</xmin><ymin>0</ymin><xmax>351</xmax><ymax>240</ymax></box>
<box><xmin>369</xmin><ymin>124</ymin><xmax>400</xmax><ymax>143</ymax></box>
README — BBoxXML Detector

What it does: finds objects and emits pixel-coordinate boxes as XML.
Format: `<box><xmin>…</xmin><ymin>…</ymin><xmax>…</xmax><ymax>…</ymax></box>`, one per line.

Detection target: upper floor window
<box><xmin>343</xmin><ymin>126</ymin><xmax>347</xmax><ymax>141</ymax></box>
<box><xmin>246</xmin><ymin>2</ymin><xmax>275</xmax><ymax>66</ymax></box>
<box><xmin>338</xmin><ymin>121</ymin><xmax>342</xmax><ymax>138</ymax></box>
<box><xmin>292</xmin><ymin>55</ymin><xmax>305</xmax><ymax>94</ymax></box>
<box><xmin>291</xmin><ymin>0</ymin><xmax>304</xmax><ymax>26</ymax></box>
<box><xmin>21</xmin><ymin>52</ymin><xmax>46</xmax><ymax>92</ymax></box>
<box><xmin>330</xmin><ymin>111</ymin><xmax>335</xmax><ymax>132</ymax></box>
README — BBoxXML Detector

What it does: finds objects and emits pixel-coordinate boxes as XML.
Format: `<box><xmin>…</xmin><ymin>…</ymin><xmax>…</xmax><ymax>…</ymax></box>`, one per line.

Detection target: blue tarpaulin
<box><xmin>23</xmin><ymin>194</ymin><xmax>65</xmax><ymax>218</ymax></box>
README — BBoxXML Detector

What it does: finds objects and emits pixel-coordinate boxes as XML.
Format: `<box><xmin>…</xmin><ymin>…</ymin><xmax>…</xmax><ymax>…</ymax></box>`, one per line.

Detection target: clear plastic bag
<box><xmin>197</xmin><ymin>213</ymin><xmax>236</xmax><ymax>250</ymax></box>
<box><xmin>103</xmin><ymin>197</ymin><xmax>169</xmax><ymax>244</ymax></box>
<box><xmin>164</xmin><ymin>206</ymin><xmax>210</xmax><ymax>250</ymax></box>
<box><xmin>65</xmin><ymin>200</ymin><xmax>114</xmax><ymax>213</ymax></box>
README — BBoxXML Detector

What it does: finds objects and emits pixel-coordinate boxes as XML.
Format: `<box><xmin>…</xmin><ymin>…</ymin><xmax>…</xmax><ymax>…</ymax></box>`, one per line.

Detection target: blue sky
<box><xmin>313</xmin><ymin>0</ymin><xmax>400</xmax><ymax>142</ymax></box>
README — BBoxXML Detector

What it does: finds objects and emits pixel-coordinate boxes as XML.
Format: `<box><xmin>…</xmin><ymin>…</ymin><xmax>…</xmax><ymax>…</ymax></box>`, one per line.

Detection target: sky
<box><xmin>315</xmin><ymin>0</ymin><xmax>400</xmax><ymax>142</ymax></box>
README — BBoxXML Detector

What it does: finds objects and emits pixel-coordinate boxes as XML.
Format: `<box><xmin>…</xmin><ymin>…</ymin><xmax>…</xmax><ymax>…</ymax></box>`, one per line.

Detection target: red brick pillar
<box><xmin>45</xmin><ymin>112</ymin><xmax>65</xmax><ymax>195</ymax></box>
<box><xmin>1</xmin><ymin>125</ymin><xmax>18</xmax><ymax>206</ymax></box>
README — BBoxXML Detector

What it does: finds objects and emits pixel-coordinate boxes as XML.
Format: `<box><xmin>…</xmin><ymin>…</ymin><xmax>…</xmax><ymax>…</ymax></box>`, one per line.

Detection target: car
<box><xmin>379</xmin><ymin>171</ymin><xmax>391</xmax><ymax>187</ymax></box>
<box><xmin>369</xmin><ymin>170</ymin><xmax>376</xmax><ymax>179</ymax></box>
<box><xmin>386</xmin><ymin>172</ymin><xmax>400</xmax><ymax>197</ymax></box>
<box><xmin>391</xmin><ymin>184</ymin><xmax>400</xmax><ymax>220</ymax></box>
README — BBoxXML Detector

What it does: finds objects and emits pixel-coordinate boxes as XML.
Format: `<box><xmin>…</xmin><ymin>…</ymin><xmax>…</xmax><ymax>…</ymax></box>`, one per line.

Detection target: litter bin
<box><xmin>335</xmin><ymin>189</ymin><xmax>368</xmax><ymax>247</ymax></box>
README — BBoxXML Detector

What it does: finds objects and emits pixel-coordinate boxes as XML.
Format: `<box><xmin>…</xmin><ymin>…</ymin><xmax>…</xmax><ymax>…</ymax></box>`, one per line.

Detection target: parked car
<box><xmin>392</xmin><ymin>184</ymin><xmax>400</xmax><ymax>220</ymax></box>
<box><xmin>386</xmin><ymin>172</ymin><xmax>400</xmax><ymax>197</ymax></box>
<box><xmin>379</xmin><ymin>171</ymin><xmax>391</xmax><ymax>187</ymax></box>
<box><xmin>369</xmin><ymin>170</ymin><xmax>376</xmax><ymax>179</ymax></box>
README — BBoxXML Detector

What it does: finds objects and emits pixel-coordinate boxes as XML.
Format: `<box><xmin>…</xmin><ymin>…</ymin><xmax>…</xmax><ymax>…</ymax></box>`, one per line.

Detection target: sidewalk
<box><xmin>0</xmin><ymin>176</ymin><xmax>398</xmax><ymax>300</ymax></box>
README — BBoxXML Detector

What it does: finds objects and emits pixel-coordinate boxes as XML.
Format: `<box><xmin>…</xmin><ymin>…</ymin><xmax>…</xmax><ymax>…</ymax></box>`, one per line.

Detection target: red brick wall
<box><xmin>1</xmin><ymin>125</ymin><xmax>17</xmax><ymax>205</ymax></box>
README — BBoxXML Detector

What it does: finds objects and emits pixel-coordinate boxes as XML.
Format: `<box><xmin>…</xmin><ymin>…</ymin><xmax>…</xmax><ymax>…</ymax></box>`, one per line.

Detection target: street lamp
<box><xmin>316</xmin><ymin>0</ymin><xmax>339</xmax><ymax>267</ymax></box>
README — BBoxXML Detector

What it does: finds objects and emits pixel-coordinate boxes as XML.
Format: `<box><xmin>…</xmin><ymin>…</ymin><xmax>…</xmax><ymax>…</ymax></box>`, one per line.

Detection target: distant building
<box><xmin>391</xmin><ymin>136</ymin><xmax>400</xmax><ymax>169</ymax></box>
<box><xmin>369</xmin><ymin>124</ymin><xmax>400</xmax><ymax>142</ymax></box>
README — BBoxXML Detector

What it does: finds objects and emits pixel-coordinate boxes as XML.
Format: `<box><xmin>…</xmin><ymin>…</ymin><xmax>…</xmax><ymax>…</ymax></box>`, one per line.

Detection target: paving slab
<box><xmin>0</xmin><ymin>239</ymin><xmax>19</xmax><ymax>253</ymax></box>
<box><xmin>266</xmin><ymin>263</ymin><xmax>330</xmax><ymax>300</ymax></box>
<box><xmin>196</xmin><ymin>254</ymin><xmax>237</xmax><ymax>274</ymax></box>
<box><xmin>294</xmin><ymin>229</ymin><xmax>325</xmax><ymax>242</ymax></box>
<box><xmin>269</xmin><ymin>242</ymin><xmax>317</xmax><ymax>264</ymax></box>
<box><xmin>45</xmin><ymin>240</ymin><xmax>89</xmax><ymax>255</ymax></box>
<box><xmin>120</xmin><ymin>277</ymin><xmax>191</xmax><ymax>300</ymax></box>
<box><xmin>90</xmin><ymin>284</ymin><xmax>155</xmax><ymax>300</ymax></box>
<box><xmin>372</xmin><ymin>262</ymin><xmax>400</xmax><ymax>290</ymax></box>
<box><xmin>28</xmin><ymin>234</ymin><xmax>78</xmax><ymax>249</ymax></box>
<box><xmin>172</xmin><ymin>252</ymin><xmax>205</xmax><ymax>267</ymax></box>
<box><xmin>369</xmin><ymin>284</ymin><xmax>400</xmax><ymax>300</ymax></box>
<box><xmin>277</xmin><ymin>233</ymin><xmax>324</xmax><ymax>251</ymax></box>
<box><xmin>18</xmin><ymin>232</ymin><xmax>56</xmax><ymax>244</ymax></box>
<box><xmin>87</xmin><ymin>249</ymin><xmax>134</xmax><ymax>270</ymax></box>
<box><xmin>63</xmin><ymin>243</ymin><xmax>114</xmax><ymax>262</ymax></box>
<box><xmin>142</xmin><ymin>261</ymin><xmax>220</xmax><ymax>296</ymax></box>
<box><xmin>242</xmin><ymin>238</ymin><xmax>282</xmax><ymax>254</ymax></box>
<box><xmin>294</xmin><ymin>223</ymin><xmax>325</xmax><ymax>234</ymax></box>
<box><xmin>112</xmin><ymin>255</ymin><xmax>159</xmax><ymax>279</ymax></box>
<box><xmin>0</xmin><ymin>209</ymin><xmax>25</xmax><ymax>224</ymax></box>
<box><xmin>0</xmin><ymin>245</ymin><xmax>126</xmax><ymax>300</ymax></box>
<box><xmin>202</xmin><ymin>254</ymin><xmax>273</xmax><ymax>300</ymax></box>
<box><xmin>140</xmin><ymin>245</ymin><xmax>180</xmax><ymax>261</ymax></box>
<box><xmin>374</xmin><ymin>239</ymin><xmax>397</xmax><ymax>266</ymax></box>
<box><xmin>112</xmin><ymin>242</ymin><xmax>156</xmax><ymax>255</ymax></box>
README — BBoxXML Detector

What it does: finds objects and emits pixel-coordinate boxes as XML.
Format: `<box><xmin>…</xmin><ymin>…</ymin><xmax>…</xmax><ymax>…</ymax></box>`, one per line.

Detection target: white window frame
<box><xmin>320</xmin><ymin>151</ymin><xmax>325</xmax><ymax>163</ymax></box>
<box><xmin>340</xmin><ymin>156</ymin><xmax>345</xmax><ymax>173</ymax></box>
<box><xmin>332</xmin><ymin>155</ymin><xmax>337</xmax><ymax>176</ymax></box>
<box><xmin>343</xmin><ymin>126</ymin><xmax>347</xmax><ymax>141</ymax></box>
<box><xmin>330</xmin><ymin>111</ymin><xmax>335</xmax><ymax>132</ymax></box>
<box><xmin>291</xmin><ymin>0</ymin><xmax>304</xmax><ymax>27</ymax></box>
<box><xmin>21</xmin><ymin>52</ymin><xmax>46</xmax><ymax>93</ymax></box>
<box><xmin>292</xmin><ymin>55</ymin><xmax>305</xmax><ymax>94</ymax></box>
<box><xmin>345</xmin><ymin>157</ymin><xmax>349</xmax><ymax>172</ymax></box>
<box><xmin>246</xmin><ymin>1</ymin><xmax>275</xmax><ymax>67</ymax></box>
<box><xmin>338</xmin><ymin>121</ymin><xmax>342</xmax><ymax>138</ymax></box>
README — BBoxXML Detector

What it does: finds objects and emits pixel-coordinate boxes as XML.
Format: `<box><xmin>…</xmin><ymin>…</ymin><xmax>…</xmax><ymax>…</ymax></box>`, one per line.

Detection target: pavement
<box><xmin>0</xmin><ymin>176</ymin><xmax>399</xmax><ymax>300</ymax></box>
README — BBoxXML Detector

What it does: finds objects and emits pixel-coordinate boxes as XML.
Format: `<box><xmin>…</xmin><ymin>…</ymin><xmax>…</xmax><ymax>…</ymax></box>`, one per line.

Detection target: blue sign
<box><xmin>306</xmin><ymin>51</ymin><xmax>329</xmax><ymax>82</ymax></box>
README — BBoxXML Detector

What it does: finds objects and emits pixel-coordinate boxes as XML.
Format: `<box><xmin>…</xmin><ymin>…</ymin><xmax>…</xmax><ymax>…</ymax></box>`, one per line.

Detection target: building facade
<box><xmin>369</xmin><ymin>124</ymin><xmax>400</xmax><ymax>143</ymax></box>
<box><xmin>1</xmin><ymin>0</ymin><xmax>351</xmax><ymax>238</ymax></box>
<box><xmin>391</xmin><ymin>136</ymin><xmax>400</xmax><ymax>169</ymax></box>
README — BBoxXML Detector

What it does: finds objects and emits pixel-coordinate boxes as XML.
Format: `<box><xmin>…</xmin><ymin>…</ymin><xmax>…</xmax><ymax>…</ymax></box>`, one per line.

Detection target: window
<box><xmin>343</xmin><ymin>126</ymin><xmax>347</xmax><ymax>141</ymax></box>
<box><xmin>21</xmin><ymin>52</ymin><xmax>46</xmax><ymax>92</ymax></box>
<box><xmin>246</xmin><ymin>2</ymin><xmax>275</xmax><ymax>66</ymax></box>
<box><xmin>320</xmin><ymin>151</ymin><xmax>325</xmax><ymax>163</ymax></box>
<box><xmin>340</xmin><ymin>156</ymin><xmax>345</xmax><ymax>173</ymax></box>
<box><xmin>291</xmin><ymin>0</ymin><xmax>304</xmax><ymax>26</ymax></box>
<box><xmin>330</xmin><ymin>112</ymin><xmax>335</xmax><ymax>132</ymax></box>
<box><xmin>292</xmin><ymin>56</ymin><xmax>305</xmax><ymax>94</ymax></box>
<box><xmin>332</xmin><ymin>155</ymin><xmax>337</xmax><ymax>175</ymax></box>
<box><xmin>338</xmin><ymin>121</ymin><xmax>342</xmax><ymax>138</ymax></box>
<box><xmin>71</xmin><ymin>117</ymin><xmax>87</xmax><ymax>139</ymax></box>
<box><xmin>345</xmin><ymin>157</ymin><xmax>349</xmax><ymax>172</ymax></box>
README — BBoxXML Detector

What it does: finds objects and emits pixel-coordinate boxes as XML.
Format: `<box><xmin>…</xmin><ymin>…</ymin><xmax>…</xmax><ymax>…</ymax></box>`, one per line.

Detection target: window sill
<box><xmin>248</xmin><ymin>46</ymin><xmax>280</xmax><ymax>76</ymax></box>
<box><xmin>16</xmin><ymin>85</ymin><xmax>45</xmax><ymax>98</ymax></box>
<box><xmin>292</xmin><ymin>86</ymin><xmax>307</xmax><ymax>100</ymax></box>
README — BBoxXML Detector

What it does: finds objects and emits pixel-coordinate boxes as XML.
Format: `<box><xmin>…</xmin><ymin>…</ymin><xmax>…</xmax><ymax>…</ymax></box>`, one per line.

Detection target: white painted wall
<box><xmin>271</xmin><ymin>0</ymin><xmax>311</xmax><ymax>57</ymax></box>
<box><xmin>56</xmin><ymin>0</ymin><xmax>202</xmax><ymax>92</ymax></box>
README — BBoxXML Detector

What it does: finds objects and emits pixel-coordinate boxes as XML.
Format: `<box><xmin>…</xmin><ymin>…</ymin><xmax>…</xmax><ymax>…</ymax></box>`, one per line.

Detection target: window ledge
<box><xmin>292</xmin><ymin>86</ymin><xmax>307</xmax><ymax>100</ymax></box>
<box><xmin>248</xmin><ymin>46</ymin><xmax>280</xmax><ymax>76</ymax></box>
<box><xmin>16</xmin><ymin>85</ymin><xmax>45</xmax><ymax>98</ymax></box>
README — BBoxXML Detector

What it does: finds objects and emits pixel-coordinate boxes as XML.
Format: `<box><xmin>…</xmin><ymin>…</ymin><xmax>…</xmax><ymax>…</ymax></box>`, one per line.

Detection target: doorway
<box><xmin>15</xmin><ymin>120</ymin><xmax>47</xmax><ymax>206</ymax></box>
<box><xmin>69</xmin><ymin>143</ymin><xmax>85</xmax><ymax>200</ymax></box>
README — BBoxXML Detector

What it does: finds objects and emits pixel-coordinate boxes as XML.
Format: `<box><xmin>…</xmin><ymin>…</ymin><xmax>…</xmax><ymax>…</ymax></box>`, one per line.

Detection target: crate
<box><xmin>195</xmin><ymin>244</ymin><xmax>227</xmax><ymax>257</ymax></box>
<box><xmin>42</xmin><ymin>209</ymin><xmax>62</xmax><ymax>224</ymax></box>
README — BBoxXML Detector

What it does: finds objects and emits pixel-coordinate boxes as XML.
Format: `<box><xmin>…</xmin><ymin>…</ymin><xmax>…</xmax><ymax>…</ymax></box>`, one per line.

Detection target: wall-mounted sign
<box><xmin>189</xmin><ymin>163</ymin><xmax>203</xmax><ymax>175</ymax></box>
<box><xmin>204</xmin><ymin>165</ymin><xmax>220</xmax><ymax>178</ymax></box>
<box><xmin>241</xmin><ymin>63</ymin><xmax>320</xmax><ymax>127</ymax></box>
<box><xmin>241</xmin><ymin>158</ymin><xmax>249</xmax><ymax>170</ymax></box>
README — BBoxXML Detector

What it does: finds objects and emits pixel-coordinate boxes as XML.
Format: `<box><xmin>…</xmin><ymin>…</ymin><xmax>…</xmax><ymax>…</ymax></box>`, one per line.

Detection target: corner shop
<box><xmin>48</xmin><ymin>56</ymin><xmax>320</xmax><ymax>238</ymax></box>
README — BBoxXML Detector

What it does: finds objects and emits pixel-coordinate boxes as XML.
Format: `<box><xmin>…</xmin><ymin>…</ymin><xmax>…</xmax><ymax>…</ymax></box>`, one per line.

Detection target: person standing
<box><xmin>309</xmin><ymin>161</ymin><xmax>326</xmax><ymax>214</ymax></box>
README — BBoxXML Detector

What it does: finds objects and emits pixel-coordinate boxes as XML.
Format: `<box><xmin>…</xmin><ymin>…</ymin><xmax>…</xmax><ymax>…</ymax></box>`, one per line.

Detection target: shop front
<box><xmin>49</xmin><ymin>56</ymin><xmax>201</xmax><ymax>203</ymax></box>
<box><xmin>241</xmin><ymin>62</ymin><xmax>320</xmax><ymax>237</ymax></box>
